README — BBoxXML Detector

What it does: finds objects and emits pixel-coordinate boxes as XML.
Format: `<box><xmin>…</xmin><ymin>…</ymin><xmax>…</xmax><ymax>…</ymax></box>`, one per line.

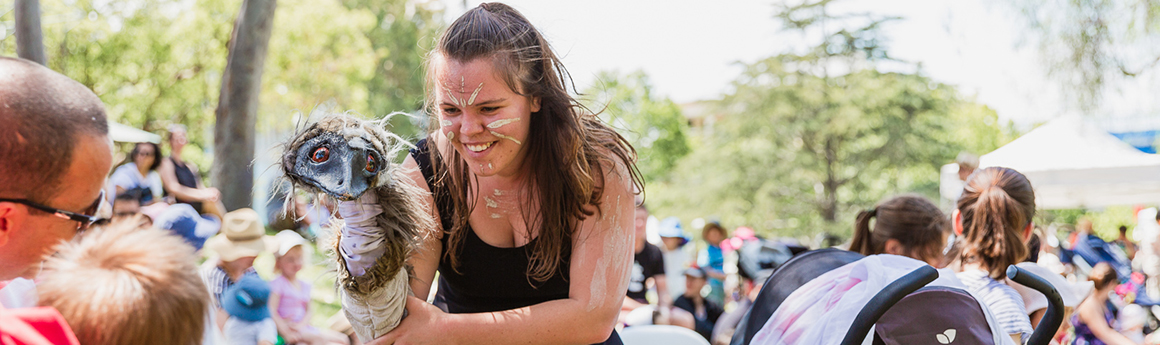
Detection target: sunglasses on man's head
<box><xmin>0</xmin><ymin>190</ymin><xmax>108</xmax><ymax>232</ymax></box>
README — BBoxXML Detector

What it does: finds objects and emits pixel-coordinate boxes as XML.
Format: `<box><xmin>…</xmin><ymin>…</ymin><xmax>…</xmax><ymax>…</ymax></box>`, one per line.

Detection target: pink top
<box><xmin>269</xmin><ymin>276</ymin><xmax>311</xmax><ymax>323</ymax></box>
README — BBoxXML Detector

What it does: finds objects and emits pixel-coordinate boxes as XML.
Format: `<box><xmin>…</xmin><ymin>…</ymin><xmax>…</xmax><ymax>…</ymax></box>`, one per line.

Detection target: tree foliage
<box><xmin>648</xmin><ymin>0</ymin><xmax>1011</xmax><ymax>238</ymax></box>
<box><xmin>339</xmin><ymin>0</ymin><xmax>443</xmax><ymax>137</ymax></box>
<box><xmin>0</xmin><ymin>0</ymin><xmax>439</xmax><ymax>176</ymax></box>
<box><xmin>585</xmin><ymin>70</ymin><xmax>690</xmax><ymax>183</ymax></box>
<box><xmin>1006</xmin><ymin>0</ymin><xmax>1160</xmax><ymax>111</ymax></box>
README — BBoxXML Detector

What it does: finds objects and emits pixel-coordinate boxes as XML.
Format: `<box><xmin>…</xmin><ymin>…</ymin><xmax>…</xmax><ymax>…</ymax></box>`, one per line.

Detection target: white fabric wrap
<box><xmin>338</xmin><ymin>192</ymin><xmax>388</xmax><ymax>276</ymax></box>
<box><xmin>341</xmin><ymin>267</ymin><xmax>409</xmax><ymax>342</ymax></box>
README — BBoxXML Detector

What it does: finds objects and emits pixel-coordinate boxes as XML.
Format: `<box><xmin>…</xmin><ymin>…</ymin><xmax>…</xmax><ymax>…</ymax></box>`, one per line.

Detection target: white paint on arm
<box><xmin>583</xmin><ymin>186</ymin><xmax>633</xmax><ymax>313</ymax></box>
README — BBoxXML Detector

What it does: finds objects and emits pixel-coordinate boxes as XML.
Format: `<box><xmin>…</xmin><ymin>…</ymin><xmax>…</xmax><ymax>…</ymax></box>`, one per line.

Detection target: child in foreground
<box><xmin>37</xmin><ymin>219</ymin><xmax>209</xmax><ymax>345</ymax></box>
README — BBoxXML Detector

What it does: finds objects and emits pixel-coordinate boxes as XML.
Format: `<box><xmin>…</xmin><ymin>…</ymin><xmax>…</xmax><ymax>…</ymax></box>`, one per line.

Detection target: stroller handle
<box><xmin>839</xmin><ymin>265</ymin><xmax>938</xmax><ymax>345</ymax></box>
<box><xmin>1006</xmin><ymin>265</ymin><xmax>1065</xmax><ymax>345</ymax></box>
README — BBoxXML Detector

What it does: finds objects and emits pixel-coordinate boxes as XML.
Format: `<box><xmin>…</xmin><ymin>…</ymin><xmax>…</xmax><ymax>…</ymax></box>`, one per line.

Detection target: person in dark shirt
<box><xmin>157</xmin><ymin>125</ymin><xmax>224</xmax><ymax>218</ymax></box>
<box><xmin>673</xmin><ymin>267</ymin><xmax>724</xmax><ymax>341</ymax></box>
<box><xmin>620</xmin><ymin>203</ymin><xmax>694</xmax><ymax>329</ymax></box>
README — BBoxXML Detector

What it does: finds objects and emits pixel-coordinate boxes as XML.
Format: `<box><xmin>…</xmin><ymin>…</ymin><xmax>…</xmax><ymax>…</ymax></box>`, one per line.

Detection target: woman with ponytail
<box><xmin>954</xmin><ymin>167</ymin><xmax>1036</xmax><ymax>345</ymax></box>
<box><xmin>848</xmin><ymin>194</ymin><xmax>950</xmax><ymax>267</ymax></box>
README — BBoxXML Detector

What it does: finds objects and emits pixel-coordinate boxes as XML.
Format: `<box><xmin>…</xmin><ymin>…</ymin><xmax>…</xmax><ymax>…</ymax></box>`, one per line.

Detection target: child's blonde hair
<box><xmin>37</xmin><ymin>219</ymin><xmax>208</xmax><ymax>345</ymax></box>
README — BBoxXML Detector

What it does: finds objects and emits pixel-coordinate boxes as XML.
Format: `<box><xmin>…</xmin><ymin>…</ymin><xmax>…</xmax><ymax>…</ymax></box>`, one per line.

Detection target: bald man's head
<box><xmin>0</xmin><ymin>57</ymin><xmax>109</xmax><ymax>201</ymax></box>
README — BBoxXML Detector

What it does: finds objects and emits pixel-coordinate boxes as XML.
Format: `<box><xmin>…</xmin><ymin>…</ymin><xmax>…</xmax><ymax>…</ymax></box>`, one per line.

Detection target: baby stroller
<box><xmin>731</xmin><ymin>249</ymin><xmax>1065</xmax><ymax>345</ymax></box>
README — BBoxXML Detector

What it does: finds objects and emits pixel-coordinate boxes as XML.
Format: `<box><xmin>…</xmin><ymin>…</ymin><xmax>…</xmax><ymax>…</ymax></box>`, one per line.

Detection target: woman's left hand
<box><xmin>365</xmin><ymin>296</ymin><xmax>451</xmax><ymax>345</ymax></box>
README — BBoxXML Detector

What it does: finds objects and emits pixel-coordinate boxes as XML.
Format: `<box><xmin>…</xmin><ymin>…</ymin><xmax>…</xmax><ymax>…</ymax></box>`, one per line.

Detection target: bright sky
<box><xmin>444</xmin><ymin>0</ymin><xmax>1160</xmax><ymax>127</ymax></box>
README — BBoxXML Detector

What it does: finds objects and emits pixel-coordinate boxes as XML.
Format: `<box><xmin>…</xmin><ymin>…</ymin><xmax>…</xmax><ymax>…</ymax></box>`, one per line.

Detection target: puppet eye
<box><xmin>365</xmin><ymin>154</ymin><xmax>377</xmax><ymax>172</ymax></box>
<box><xmin>311</xmin><ymin>147</ymin><xmax>330</xmax><ymax>163</ymax></box>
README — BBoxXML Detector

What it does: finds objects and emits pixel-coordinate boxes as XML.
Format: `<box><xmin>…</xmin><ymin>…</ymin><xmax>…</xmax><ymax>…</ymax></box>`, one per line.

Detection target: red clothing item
<box><xmin>0</xmin><ymin>306</ymin><xmax>80</xmax><ymax>345</ymax></box>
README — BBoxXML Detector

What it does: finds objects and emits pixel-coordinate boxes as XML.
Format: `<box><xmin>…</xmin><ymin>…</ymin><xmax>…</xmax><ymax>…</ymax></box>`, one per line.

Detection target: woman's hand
<box><xmin>365</xmin><ymin>296</ymin><xmax>451</xmax><ymax>345</ymax></box>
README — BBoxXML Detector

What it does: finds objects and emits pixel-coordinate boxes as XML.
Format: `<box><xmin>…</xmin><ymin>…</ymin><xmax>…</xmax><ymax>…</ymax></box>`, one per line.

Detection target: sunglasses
<box><xmin>0</xmin><ymin>190</ymin><xmax>108</xmax><ymax>232</ymax></box>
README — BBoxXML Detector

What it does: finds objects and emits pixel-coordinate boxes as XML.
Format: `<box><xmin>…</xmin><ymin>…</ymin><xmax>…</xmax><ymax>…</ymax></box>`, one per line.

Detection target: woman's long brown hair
<box><xmin>956</xmin><ymin>167</ymin><xmax>1035</xmax><ymax>279</ymax></box>
<box><xmin>425</xmin><ymin>3</ymin><xmax>643</xmax><ymax>283</ymax></box>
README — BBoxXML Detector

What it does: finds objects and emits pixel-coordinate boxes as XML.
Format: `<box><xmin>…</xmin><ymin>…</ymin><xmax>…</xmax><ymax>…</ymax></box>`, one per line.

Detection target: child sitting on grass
<box><xmin>269</xmin><ymin>230</ymin><xmax>349</xmax><ymax>345</ymax></box>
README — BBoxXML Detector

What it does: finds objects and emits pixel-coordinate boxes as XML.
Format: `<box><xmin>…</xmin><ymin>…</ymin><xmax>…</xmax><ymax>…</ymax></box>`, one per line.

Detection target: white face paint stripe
<box><xmin>490</xmin><ymin>213</ymin><xmax>502</xmax><ymax>219</ymax></box>
<box><xmin>467</xmin><ymin>83</ymin><xmax>484</xmax><ymax>105</ymax></box>
<box><xmin>441</xmin><ymin>119</ymin><xmax>453</xmax><ymax>127</ymax></box>
<box><xmin>442</xmin><ymin>86</ymin><xmax>463</xmax><ymax>107</ymax></box>
<box><xmin>447</xmin><ymin>131</ymin><xmax>455</xmax><ymax>141</ymax></box>
<box><xmin>489</xmin><ymin>130</ymin><xmax>522</xmax><ymax>145</ymax></box>
<box><xmin>484</xmin><ymin>196</ymin><xmax>499</xmax><ymax>208</ymax></box>
<box><xmin>486</xmin><ymin>118</ymin><xmax>520</xmax><ymax>129</ymax></box>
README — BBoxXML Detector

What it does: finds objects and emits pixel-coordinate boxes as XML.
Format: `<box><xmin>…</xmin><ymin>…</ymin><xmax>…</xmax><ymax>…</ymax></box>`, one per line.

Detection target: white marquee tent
<box><xmin>940</xmin><ymin>117</ymin><xmax>1160</xmax><ymax>209</ymax></box>
<box><xmin>107</xmin><ymin>120</ymin><xmax>161</xmax><ymax>143</ymax></box>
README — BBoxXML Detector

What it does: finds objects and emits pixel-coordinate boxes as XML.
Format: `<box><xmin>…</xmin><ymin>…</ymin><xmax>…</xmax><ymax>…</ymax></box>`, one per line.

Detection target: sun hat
<box><xmin>146</xmin><ymin>203</ymin><xmax>221</xmax><ymax>251</ymax></box>
<box><xmin>205</xmin><ymin>208</ymin><xmax>276</xmax><ymax>262</ymax></box>
<box><xmin>221</xmin><ymin>275</ymin><xmax>271</xmax><ymax>322</ymax></box>
<box><xmin>275</xmin><ymin>230</ymin><xmax>309</xmax><ymax>257</ymax></box>
<box><xmin>657</xmin><ymin>217</ymin><xmax>689</xmax><ymax>246</ymax></box>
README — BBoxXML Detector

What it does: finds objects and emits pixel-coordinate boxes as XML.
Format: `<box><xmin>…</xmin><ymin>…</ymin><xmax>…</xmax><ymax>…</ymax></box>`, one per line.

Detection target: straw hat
<box><xmin>205</xmin><ymin>208</ymin><xmax>275</xmax><ymax>262</ymax></box>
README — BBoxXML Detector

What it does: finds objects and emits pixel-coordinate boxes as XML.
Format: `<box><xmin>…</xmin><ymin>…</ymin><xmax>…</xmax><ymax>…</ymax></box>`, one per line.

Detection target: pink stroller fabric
<box><xmin>751</xmin><ymin>255</ymin><xmax>1013</xmax><ymax>345</ymax></box>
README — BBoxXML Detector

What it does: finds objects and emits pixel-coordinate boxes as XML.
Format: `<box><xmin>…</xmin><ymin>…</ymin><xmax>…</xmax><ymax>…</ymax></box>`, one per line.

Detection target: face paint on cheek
<box><xmin>486</xmin><ymin>118</ymin><xmax>520</xmax><ymax>129</ymax></box>
<box><xmin>490</xmin><ymin>213</ymin><xmax>502</xmax><ymax>219</ymax></box>
<box><xmin>441</xmin><ymin>119</ymin><xmax>453</xmax><ymax>127</ymax></box>
<box><xmin>447</xmin><ymin>131</ymin><xmax>455</xmax><ymax>141</ymax></box>
<box><xmin>489</xmin><ymin>130</ymin><xmax>522</xmax><ymax>145</ymax></box>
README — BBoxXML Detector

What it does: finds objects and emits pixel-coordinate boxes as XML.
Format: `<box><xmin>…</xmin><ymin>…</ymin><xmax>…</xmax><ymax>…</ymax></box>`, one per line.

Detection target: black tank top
<box><xmin>170</xmin><ymin>157</ymin><xmax>204</xmax><ymax>213</ymax></box>
<box><xmin>410</xmin><ymin>139</ymin><xmax>621</xmax><ymax>345</ymax></box>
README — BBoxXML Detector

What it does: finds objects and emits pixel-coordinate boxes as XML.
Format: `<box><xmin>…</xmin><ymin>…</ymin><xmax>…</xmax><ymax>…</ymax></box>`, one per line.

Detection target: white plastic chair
<box><xmin>619</xmin><ymin>325</ymin><xmax>710</xmax><ymax>345</ymax></box>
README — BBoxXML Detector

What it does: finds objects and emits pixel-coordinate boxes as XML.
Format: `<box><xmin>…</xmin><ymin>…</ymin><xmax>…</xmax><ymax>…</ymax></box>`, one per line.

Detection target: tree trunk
<box><xmin>14</xmin><ymin>0</ymin><xmax>46</xmax><ymax>65</ymax></box>
<box><xmin>821</xmin><ymin>137</ymin><xmax>839</xmax><ymax>223</ymax></box>
<box><xmin>213</xmin><ymin>0</ymin><xmax>277</xmax><ymax>211</ymax></box>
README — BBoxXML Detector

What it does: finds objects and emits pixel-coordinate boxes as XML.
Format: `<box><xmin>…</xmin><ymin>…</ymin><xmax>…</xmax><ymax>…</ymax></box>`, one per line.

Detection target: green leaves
<box><xmin>647</xmin><ymin>0</ymin><xmax>1012</xmax><ymax>239</ymax></box>
<box><xmin>1</xmin><ymin>0</ymin><xmax>440</xmax><ymax>176</ymax></box>
<box><xmin>585</xmin><ymin>71</ymin><xmax>691</xmax><ymax>183</ymax></box>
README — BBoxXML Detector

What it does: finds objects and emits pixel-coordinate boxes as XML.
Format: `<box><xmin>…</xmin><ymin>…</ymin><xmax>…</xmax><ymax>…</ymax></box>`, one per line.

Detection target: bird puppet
<box><xmin>280</xmin><ymin>108</ymin><xmax>434</xmax><ymax>341</ymax></box>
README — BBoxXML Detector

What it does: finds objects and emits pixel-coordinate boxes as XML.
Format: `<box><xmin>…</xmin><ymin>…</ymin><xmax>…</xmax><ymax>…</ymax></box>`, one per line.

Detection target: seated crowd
<box><xmin>4</xmin><ymin>56</ymin><xmax>1160</xmax><ymax>345</ymax></box>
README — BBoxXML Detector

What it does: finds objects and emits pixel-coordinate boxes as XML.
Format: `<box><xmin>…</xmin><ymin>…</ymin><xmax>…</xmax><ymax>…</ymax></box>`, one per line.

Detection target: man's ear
<box><xmin>530</xmin><ymin>96</ymin><xmax>541</xmax><ymax>113</ymax></box>
<box><xmin>953</xmin><ymin>209</ymin><xmax>964</xmax><ymax>236</ymax></box>
<box><xmin>0</xmin><ymin>203</ymin><xmax>22</xmax><ymax>247</ymax></box>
